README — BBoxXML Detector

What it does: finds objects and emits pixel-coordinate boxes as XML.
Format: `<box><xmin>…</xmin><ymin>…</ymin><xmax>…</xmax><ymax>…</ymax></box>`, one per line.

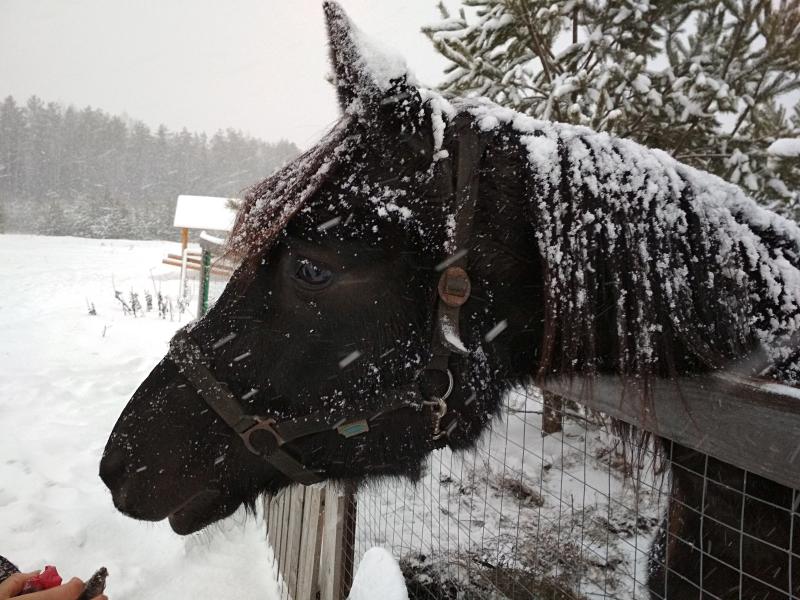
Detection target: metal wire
<box><xmin>348</xmin><ymin>386</ymin><xmax>800</xmax><ymax>599</ymax></box>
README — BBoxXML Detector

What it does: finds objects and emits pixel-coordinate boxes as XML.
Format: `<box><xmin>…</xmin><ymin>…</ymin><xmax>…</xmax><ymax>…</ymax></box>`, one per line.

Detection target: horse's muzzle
<box><xmin>99</xmin><ymin>446</ymin><xmax>165</xmax><ymax>521</ymax></box>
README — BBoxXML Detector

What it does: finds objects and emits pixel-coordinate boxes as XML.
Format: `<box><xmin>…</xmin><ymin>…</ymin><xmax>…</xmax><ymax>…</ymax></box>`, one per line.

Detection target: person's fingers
<box><xmin>0</xmin><ymin>571</ymin><xmax>39</xmax><ymax>599</ymax></box>
<box><xmin>22</xmin><ymin>577</ymin><xmax>86</xmax><ymax>600</ymax></box>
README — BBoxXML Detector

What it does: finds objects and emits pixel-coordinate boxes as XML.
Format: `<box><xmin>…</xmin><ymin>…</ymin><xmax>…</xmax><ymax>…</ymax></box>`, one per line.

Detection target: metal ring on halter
<box><xmin>422</xmin><ymin>368</ymin><xmax>454</xmax><ymax>405</ymax></box>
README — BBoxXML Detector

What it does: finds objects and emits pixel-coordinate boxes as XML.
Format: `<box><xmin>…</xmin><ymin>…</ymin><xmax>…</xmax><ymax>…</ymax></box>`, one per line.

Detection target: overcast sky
<box><xmin>0</xmin><ymin>0</ymin><xmax>451</xmax><ymax>148</ymax></box>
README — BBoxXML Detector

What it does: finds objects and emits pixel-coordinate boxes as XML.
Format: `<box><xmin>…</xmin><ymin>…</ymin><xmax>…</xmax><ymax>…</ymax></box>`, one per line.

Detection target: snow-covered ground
<box><xmin>0</xmin><ymin>234</ymin><xmax>280</xmax><ymax>600</ymax></box>
<box><xmin>0</xmin><ymin>233</ymin><xmax>660</xmax><ymax>600</ymax></box>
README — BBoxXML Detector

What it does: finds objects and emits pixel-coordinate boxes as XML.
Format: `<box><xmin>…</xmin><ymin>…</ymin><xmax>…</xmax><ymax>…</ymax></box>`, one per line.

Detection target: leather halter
<box><xmin>167</xmin><ymin>116</ymin><xmax>485</xmax><ymax>485</ymax></box>
<box><xmin>169</xmin><ymin>329</ymin><xmax>423</xmax><ymax>485</ymax></box>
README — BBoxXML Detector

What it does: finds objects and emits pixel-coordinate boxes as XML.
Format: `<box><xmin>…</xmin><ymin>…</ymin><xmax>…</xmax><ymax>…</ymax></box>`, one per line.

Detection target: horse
<box><xmin>100</xmin><ymin>3</ymin><xmax>800</xmax><ymax>598</ymax></box>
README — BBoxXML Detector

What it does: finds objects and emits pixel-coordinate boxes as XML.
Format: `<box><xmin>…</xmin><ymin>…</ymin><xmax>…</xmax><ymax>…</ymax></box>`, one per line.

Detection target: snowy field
<box><xmin>0</xmin><ymin>234</ymin><xmax>280</xmax><ymax>600</ymax></box>
<box><xmin>0</xmin><ymin>233</ymin><xmax>661</xmax><ymax>600</ymax></box>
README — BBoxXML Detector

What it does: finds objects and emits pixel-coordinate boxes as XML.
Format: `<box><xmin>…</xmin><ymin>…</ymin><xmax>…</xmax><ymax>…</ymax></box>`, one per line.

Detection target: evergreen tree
<box><xmin>0</xmin><ymin>96</ymin><xmax>26</xmax><ymax>215</ymax></box>
<box><xmin>424</xmin><ymin>0</ymin><xmax>800</xmax><ymax>211</ymax></box>
<box><xmin>0</xmin><ymin>95</ymin><xmax>299</xmax><ymax>239</ymax></box>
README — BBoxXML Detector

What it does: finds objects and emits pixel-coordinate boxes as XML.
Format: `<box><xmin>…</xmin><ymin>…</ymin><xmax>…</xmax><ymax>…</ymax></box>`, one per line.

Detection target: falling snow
<box><xmin>339</xmin><ymin>349</ymin><xmax>363</xmax><ymax>369</ymax></box>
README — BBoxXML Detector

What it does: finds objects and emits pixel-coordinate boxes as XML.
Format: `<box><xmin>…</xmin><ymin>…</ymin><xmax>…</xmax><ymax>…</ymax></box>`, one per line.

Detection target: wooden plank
<box><xmin>541</xmin><ymin>390</ymin><xmax>564</xmax><ymax>435</ymax></box>
<box><xmin>161</xmin><ymin>258</ymin><xmax>232</xmax><ymax>276</ymax></box>
<box><xmin>167</xmin><ymin>252</ymin><xmax>203</xmax><ymax>262</ymax></box>
<box><xmin>283</xmin><ymin>486</ymin><xmax>305</xmax><ymax>598</ymax></box>
<box><xmin>265</xmin><ymin>494</ymin><xmax>277</xmax><ymax>554</ymax></box>
<box><xmin>296</xmin><ymin>485</ymin><xmax>325</xmax><ymax>600</ymax></box>
<box><xmin>271</xmin><ymin>495</ymin><xmax>280</xmax><ymax>551</ymax></box>
<box><xmin>541</xmin><ymin>372</ymin><xmax>800</xmax><ymax>489</ymax></box>
<box><xmin>319</xmin><ymin>487</ymin><xmax>346</xmax><ymax>600</ymax></box>
<box><xmin>340</xmin><ymin>492</ymin><xmax>357</xmax><ymax>598</ymax></box>
<box><xmin>269</xmin><ymin>489</ymin><xmax>285</xmax><ymax>592</ymax></box>
<box><xmin>277</xmin><ymin>488</ymin><xmax>290</xmax><ymax>589</ymax></box>
<box><xmin>264</xmin><ymin>496</ymin><xmax>279</xmax><ymax>588</ymax></box>
<box><xmin>268</xmin><ymin>494</ymin><xmax>272</xmax><ymax>545</ymax></box>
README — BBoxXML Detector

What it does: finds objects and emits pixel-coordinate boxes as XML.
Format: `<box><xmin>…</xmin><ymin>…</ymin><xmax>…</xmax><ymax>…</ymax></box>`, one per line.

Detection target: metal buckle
<box><xmin>423</xmin><ymin>369</ymin><xmax>454</xmax><ymax>440</ymax></box>
<box><xmin>240</xmin><ymin>418</ymin><xmax>285</xmax><ymax>456</ymax></box>
<box><xmin>431</xmin><ymin>397</ymin><xmax>448</xmax><ymax>440</ymax></box>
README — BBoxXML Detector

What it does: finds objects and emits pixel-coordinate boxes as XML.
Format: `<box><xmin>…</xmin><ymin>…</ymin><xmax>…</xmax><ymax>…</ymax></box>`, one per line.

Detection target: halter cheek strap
<box><xmin>168</xmin><ymin>117</ymin><xmax>486</xmax><ymax>485</ymax></box>
<box><xmin>424</xmin><ymin>118</ymin><xmax>486</xmax><ymax>440</ymax></box>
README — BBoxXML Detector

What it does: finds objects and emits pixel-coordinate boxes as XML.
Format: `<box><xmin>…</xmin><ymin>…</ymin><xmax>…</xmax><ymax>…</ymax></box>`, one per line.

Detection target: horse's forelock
<box><xmin>223</xmin><ymin>99</ymin><xmax>454</xmax><ymax>276</ymax></box>
<box><xmin>224</xmin><ymin>118</ymin><xmax>354</xmax><ymax>272</ymax></box>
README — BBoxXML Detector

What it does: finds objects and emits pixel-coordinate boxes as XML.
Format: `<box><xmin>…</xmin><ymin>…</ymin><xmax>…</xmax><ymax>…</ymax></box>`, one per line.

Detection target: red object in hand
<box><xmin>20</xmin><ymin>566</ymin><xmax>63</xmax><ymax>594</ymax></box>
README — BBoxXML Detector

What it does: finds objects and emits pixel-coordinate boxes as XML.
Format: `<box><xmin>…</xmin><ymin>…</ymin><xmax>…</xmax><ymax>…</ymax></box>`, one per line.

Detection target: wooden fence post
<box><xmin>541</xmin><ymin>390</ymin><xmax>564</xmax><ymax>435</ymax></box>
<box><xmin>265</xmin><ymin>484</ymin><xmax>356</xmax><ymax>600</ymax></box>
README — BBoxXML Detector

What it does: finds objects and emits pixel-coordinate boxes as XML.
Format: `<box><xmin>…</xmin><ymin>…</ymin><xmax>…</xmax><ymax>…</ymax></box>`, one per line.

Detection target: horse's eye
<box><xmin>294</xmin><ymin>259</ymin><xmax>333</xmax><ymax>288</ymax></box>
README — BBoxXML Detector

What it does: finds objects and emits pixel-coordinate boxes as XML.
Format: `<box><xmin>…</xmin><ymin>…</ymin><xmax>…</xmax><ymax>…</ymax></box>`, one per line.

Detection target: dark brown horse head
<box><xmin>99</xmin><ymin>6</ymin><xmax>800</xmax><ymax>567</ymax></box>
<box><xmin>100</xmin><ymin>2</ymin><xmax>543</xmax><ymax>535</ymax></box>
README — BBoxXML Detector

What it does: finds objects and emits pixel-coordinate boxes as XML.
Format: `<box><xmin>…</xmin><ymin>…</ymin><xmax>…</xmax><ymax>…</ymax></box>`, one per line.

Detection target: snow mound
<box><xmin>348</xmin><ymin>548</ymin><xmax>408</xmax><ymax>600</ymax></box>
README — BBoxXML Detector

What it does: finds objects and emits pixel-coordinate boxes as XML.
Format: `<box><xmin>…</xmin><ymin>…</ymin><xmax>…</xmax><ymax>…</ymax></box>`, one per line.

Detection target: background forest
<box><xmin>0</xmin><ymin>95</ymin><xmax>298</xmax><ymax>240</ymax></box>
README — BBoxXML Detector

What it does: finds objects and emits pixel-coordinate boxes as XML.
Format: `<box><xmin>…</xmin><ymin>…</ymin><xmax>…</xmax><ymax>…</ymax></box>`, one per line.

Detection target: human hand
<box><xmin>0</xmin><ymin>573</ymin><xmax>107</xmax><ymax>600</ymax></box>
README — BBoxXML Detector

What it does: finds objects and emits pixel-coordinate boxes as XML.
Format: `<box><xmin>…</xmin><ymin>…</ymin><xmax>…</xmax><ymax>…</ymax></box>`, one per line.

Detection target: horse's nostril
<box><xmin>99</xmin><ymin>447</ymin><xmax>127</xmax><ymax>491</ymax></box>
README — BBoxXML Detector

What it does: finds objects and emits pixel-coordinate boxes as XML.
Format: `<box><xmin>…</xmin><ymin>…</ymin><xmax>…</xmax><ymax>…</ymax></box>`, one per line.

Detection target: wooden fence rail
<box><xmin>542</xmin><ymin>371</ymin><xmax>800</xmax><ymax>490</ymax></box>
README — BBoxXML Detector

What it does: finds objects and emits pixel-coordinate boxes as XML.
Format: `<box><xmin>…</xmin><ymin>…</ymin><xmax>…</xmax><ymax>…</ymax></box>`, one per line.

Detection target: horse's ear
<box><xmin>323</xmin><ymin>1</ymin><xmax>422</xmax><ymax>124</ymax></box>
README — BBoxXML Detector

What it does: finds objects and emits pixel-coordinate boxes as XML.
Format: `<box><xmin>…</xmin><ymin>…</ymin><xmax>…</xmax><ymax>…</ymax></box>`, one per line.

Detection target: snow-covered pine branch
<box><xmin>423</xmin><ymin>0</ymin><xmax>800</xmax><ymax>212</ymax></box>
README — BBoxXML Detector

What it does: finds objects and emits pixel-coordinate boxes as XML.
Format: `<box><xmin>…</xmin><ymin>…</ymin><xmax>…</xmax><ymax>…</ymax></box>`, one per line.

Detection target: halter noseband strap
<box><xmin>168</xmin><ymin>117</ymin><xmax>485</xmax><ymax>485</ymax></box>
<box><xmin>169</xmin><ymin>329</ymin><xmax>425</xmax><ymax>485</ymax></box>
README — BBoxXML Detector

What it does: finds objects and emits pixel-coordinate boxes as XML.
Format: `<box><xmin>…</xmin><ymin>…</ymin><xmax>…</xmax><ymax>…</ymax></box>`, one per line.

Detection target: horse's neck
<box><xmin>466</xmin><ymin>170</ymin><xmax>544</xmax><ymax>384</ymax></box>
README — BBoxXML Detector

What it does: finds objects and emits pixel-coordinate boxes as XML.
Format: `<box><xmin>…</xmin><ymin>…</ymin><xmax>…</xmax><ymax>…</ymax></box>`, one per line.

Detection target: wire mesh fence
<box><xmin>343</xmin><ymin>386</ymin><xmax>800</xmax><ymax>600</ymax></box>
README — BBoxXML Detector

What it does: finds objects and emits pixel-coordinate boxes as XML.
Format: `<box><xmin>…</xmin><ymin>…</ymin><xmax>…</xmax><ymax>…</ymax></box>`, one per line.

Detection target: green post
<box><xmin>199</xmin><ymin>248</ymin><xmax>211</xmax><ymax>316</ymax></box>
<box><xmin>197</xmin><ymin>231</ymin><xmax>224</xmax><ymax>318</ymax></box>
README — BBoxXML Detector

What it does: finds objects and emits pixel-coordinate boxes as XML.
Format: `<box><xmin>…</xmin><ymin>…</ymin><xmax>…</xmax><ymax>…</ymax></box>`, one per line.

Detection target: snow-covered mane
<box><xmin>229</xmin><ymin>92</ymin><xmax>800</xmax><ymax>383</ymax></box>
<box><xmin>459</xmin><ymin>98</ymin><xmax>800</xmax><ymax>380</ymax></box>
